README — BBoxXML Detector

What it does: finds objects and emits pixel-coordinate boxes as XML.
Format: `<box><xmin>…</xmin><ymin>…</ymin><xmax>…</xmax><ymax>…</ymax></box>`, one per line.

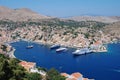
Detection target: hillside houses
<box><xmin>61</xmin><ymin>72</ymin><xmax>94</xmax><ymax>80</ymax></box>
<box><xmin>19</xmin><ymin>61</ymin><xmax>46</xmax><ymax>76</ymax></box>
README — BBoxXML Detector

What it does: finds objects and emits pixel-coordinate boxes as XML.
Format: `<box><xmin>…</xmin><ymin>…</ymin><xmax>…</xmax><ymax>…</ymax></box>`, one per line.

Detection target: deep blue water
<box><xmin>11</xmin><ymin>41</ymin><xmax>120</xmax><ymax>80</ymax></box>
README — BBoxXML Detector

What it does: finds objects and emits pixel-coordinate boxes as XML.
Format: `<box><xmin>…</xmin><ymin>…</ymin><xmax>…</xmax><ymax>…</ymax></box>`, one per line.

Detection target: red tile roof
<box><xmin>82</xmin><ymin>78</ymin><xmax>89</xmax><ymax>80</ymax></box>
<box><xmin>66</xmin><ymin>78</ymin><xmax>77</xmax><ymax>80</ymax></box>
<box><xmin>61</xmin><ymin>73</ymin><xmax>69</xmax><ymax>77</ymax></box>
<box><xmin>19</xmin><ymin>61</ymin><xmax>36</xmax><ymax>71</ymax></box>
<box><xmin>71</xmin><ymin>72</ymin><xmax>82</xmax><ymax>79</ymax></box>
<box><xmin>94</xmin><ymin>41</ymin><xmax>101</xmax><ymax>45</ymax></box>
<box><xmin>19</xmin><ymin>61</ymin><xmax>35</xmax><ymax>66</ymax></box>
<box><xmin>19</xmin><ymin>61</ymin><xmax>27</xmax><ymax>65</ymax></box>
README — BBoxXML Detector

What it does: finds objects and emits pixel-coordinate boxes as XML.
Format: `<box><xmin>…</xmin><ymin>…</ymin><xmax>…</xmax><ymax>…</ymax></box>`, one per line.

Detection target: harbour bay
<box><xmin>10</xmin><ymin>41</ymin><xmax>120</xmax><ymax>80</ymax></box>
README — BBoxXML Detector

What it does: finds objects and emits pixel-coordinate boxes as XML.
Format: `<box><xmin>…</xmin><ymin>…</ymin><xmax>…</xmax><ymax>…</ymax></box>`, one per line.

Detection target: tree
<box><xmin>9</xmin><ymin>58</ymin><xmax>26</xmax><ymax>80</ymax></box>
<box><xmin>47</xmin><ymin>68</ymin><xmax>65</xmax><ymax>80</ymax></box>
<box><xmin>0</xmin><ymin>56</ymin><xmax>10</xmax><ymax>80</ymax></box>
<box><xmin>0</xmin><ymin>54</ymin><xmax>65</xmax><ymax>80</ymax></box>
<box><xmin>25</xmin><ymin>73</ymin><xmax>42</xmax><ymax>80</ymax></box>
<box><xmin>37</xmin><ymin>67</ymin><xmax>47</xmax><ymax>72</ymax></box>
<box><xmin>0</xmin><ymin>54</ymin><xmax>26</xmax><ymax>80</ymax></box>
<box><xmin>84</xmin><ymin>33</ymin><xmax>90</xmax><ymax>39</ymax></box>
<box><xmin>1</xmin><ymin>45</ymin><xmax>7</xmax><ymax>51</ymax></box>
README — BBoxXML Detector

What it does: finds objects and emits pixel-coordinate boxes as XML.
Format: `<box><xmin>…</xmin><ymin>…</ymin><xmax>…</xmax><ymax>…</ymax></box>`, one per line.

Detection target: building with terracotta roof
<box><xmin>19</xmin><ymin>61</ymin><xmax>36</xmax><ymax>72</ymax></box>
<box><xmin>66</xmin><ymin>78</ymin><xmax>77</xmax><ymax>80</ymax></box>
<box><xmin>82</xmin><ymin>78</ymin><xmax>89</xmax><ymax>80</ymax></box>
<box><xmin>61</xmin><ymin>72</ymin><xmax>93</xmax><ymax>80</ymax></box>
<box><xmin>71</xmin><ymin>72</ymin><xmax>83</xmax><ymax>80</ymax></box>
<box><xmin>19</xmin><ymin>61</ymin><xmax>46</xmax><ymax>76</ymax></box>
<box><xmin>61</xmin><ymin>73</ymin><xmax>70</xmax><ymax>78</ymax></box>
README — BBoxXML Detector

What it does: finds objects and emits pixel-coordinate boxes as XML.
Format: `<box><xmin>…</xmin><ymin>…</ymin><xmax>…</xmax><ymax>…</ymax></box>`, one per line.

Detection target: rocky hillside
<box><xmin>1</xmin><ymin>6</ymin><xmax>120</xmax><ymax>23</ymax></box>
<box><xmin>0</xmin><ymin>6</ymin><xmax>50</xmax><ymax>21</ymax></box>
<box><xmin>67</xmin><ymin>16</ymin><xmax>120</xmax><ymax>23</ymax></box>
<box><xmin>103</xmin><ymin>21</ymin><xmax>120</xmax><ymax>40</ymax></box>
<box><xmin>0</xmin><ymin>19</ymin><xmax>111</xmax><ymax>48</ymax></box>
<box><xmin>0</xmin><ymin>6</ymin><xmax>120</xmax><ymax>47</ymax></box>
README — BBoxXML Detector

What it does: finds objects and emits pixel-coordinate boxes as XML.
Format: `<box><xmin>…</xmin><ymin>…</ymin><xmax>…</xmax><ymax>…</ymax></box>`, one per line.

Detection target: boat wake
<box><xmin>113</xmin><ymin>69</ymin><xmax>120</xmax><ymax>73</ymax></box>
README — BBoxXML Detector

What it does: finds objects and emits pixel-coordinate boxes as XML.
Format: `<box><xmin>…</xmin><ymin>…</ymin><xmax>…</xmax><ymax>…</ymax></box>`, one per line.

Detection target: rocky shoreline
<box><xmin>8</xmin><ymin>47</ymin><xmax>16</xmax><ymax>58</ymax></box>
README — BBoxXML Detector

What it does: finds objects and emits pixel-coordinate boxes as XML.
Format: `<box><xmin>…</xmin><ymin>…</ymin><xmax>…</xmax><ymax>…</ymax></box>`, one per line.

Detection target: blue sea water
<box><xmin>11</xmin><ymin>41</ymin><xmax>120</xmax><ymax>80</ymax></box>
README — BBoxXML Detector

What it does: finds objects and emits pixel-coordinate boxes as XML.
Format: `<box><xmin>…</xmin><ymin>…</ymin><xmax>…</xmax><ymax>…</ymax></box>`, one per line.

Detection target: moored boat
<box><xmin>50</xmin><ymin>44</ymin><xmax>60</xmax><ymax>49</ymax></box>
<box><xmin>26</xmin><ymin>40</ymin><xmax>33</xmax><ymax>49</ymax></box>
<box><xmin>72</xmin><ymin>49</ymin><xmax>86</xmax><ymax>55</ymax></box>
<box><xmin>72</xmin><ymin>48</ymin><xmax>92</xmax><ymax>55</ymax></box>
<box><xmin>56</xmin><ymin>47</ymin><xmax>67</xmax><ymax>52</ymax></box>
<box><xmin>26</xmin><ymin>45</ymin><xmax>33</xmax><ymax>49</ymax></box>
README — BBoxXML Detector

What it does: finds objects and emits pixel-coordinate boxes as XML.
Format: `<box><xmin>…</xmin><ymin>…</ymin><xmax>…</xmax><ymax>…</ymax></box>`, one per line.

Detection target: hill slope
<box><xmin>103</xmin><ymin>21</ymin><xmax>120</xmax><ymax>39</ymax></box>
<box><xmin>0</xmin><ymin>6</ymin><xmax>50</xmax><ymax>21</ymax></box>
<box><xmin>67</xmin><ymin>16</ymin><xmax>120</xmax><ymax>23</ymax></box>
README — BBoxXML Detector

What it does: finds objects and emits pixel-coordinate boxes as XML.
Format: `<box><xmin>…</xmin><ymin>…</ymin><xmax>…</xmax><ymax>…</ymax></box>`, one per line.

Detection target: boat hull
<box><xmin>56</xmin><ymin>48</ymin><xmax>67</xmax><ymax>52</ymax></box>
<box><xmin>50</xmin><ymin>44</ymin><xmax>60</xmax><ymax>49</ymax></box>
<box><xmin>72</xmin><ymin>48</ymin><xmax>93</xmax><ymax>56</ymax></box>
<box><xmin>26</xmin><ymin>45</ymin><xmax>33</xmax><ymax>49</ymax></box>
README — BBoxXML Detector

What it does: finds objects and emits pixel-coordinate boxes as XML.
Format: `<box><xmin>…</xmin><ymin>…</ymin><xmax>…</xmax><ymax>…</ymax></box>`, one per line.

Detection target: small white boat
<box><xmin>50</xmin><ymin>44</ymin><xmax>60</xmax><ymax>49</ymax></box>
<box><xmin>72</xmin><ymin>48</ymin><xmax>92</xmax><ymax>55</ymax></box>
<box><xmin>56</xmin><ymin>47</ymin><xmax>67</xmax><ymax>52</ymax></box>
<box><xmin>26</xmin><ymin>45</ymin><xmax>33</xmax><ymax>49</ymax></box>
<box><xmin>26</xmin><ymin>40</ymin><xmax>33</xmax><ymax>49</ymax></box>
<box><xmin>85</xmin><ymin>49</ymin><xmax>93</xmax><ymax>53</ymax></box>
<box><xmin>72</xmin><ymin>49</ymin><xmax>86</xmax><ymax>55</ymax></box>
<box><xmin>72</xmin><ymin>49</ymin><xmax>81</xmax><ymax>53</ymax></box>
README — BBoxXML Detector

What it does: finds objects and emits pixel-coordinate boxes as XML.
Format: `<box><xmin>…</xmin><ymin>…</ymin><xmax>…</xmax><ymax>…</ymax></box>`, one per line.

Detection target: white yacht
<box><xmin>56</xmin><ymin>47</ymin><xmax>67</xmax><ymax>52</ymax></box>
<box><xmin>26</xmin><ymin>41</ymin><xmax>33</xmax><ymax>49</ymax></box>
<box><xmin>50</xmin><ymin>44</ymin><xmax>60</xmax><ymax>49</ymax></box>
<box><xmin>26</xmin><ymin>45</ymin><xmax>33</xmax><ymax>49</ymax></box>
<box><xmin>72</xmin><ymin>48</ymin><xmax>92</xmax><ymax>55</ymax></box>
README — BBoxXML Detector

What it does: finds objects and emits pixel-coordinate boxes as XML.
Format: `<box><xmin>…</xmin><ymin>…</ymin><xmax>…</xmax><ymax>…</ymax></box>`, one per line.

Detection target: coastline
<box><xmin>9</xmin><ymin>39</ymin><xmax>108</xmax><ymax>53</ymax></box>
<box><xmin>7</xmin><ymin>39</ymin><xmax>118</xmax><ymax>60</ymax></box>
<box><xmin>7</xmin><ymin>38</ymin><xmax>119</xmax><ymax>59</ymax></box>
<box><xmin>5</xmin><ymin>42</ymin><xmax>16</xmax><ymax>58</ymax></box>
<box><xmin>8</xmin><ymin>47</ymin><xmax>16</xmax><ymax>58</ymax></box>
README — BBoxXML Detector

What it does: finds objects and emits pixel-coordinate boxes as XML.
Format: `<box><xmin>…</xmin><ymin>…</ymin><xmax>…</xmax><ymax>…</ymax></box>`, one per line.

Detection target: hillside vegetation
<box><xmin>0</xmin><ymin>54</ymin><xmax>65</xmax><ymax>80</ymax></box>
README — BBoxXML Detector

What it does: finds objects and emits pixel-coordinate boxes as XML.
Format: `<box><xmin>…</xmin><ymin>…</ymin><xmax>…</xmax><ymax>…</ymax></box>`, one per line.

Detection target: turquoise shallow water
<box><xmin>11</xmin><ymin>41</ymin><xmax>120</xmax><ymax>80</ymax></box>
